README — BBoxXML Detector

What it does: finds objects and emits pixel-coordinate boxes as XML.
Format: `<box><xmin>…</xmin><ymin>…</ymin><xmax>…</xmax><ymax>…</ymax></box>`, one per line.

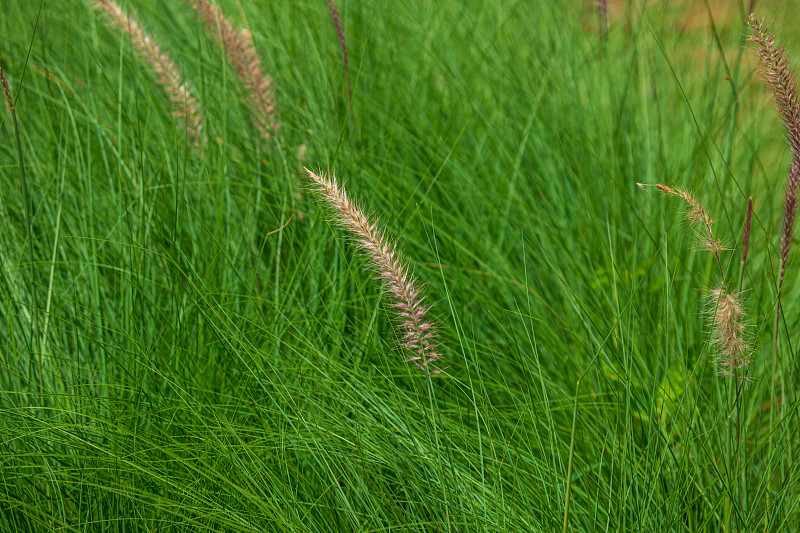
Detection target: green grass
<box><xmin>1</xmin><ymin>0</ymin><xmax>800</xmax><ymax>530</ymax></box>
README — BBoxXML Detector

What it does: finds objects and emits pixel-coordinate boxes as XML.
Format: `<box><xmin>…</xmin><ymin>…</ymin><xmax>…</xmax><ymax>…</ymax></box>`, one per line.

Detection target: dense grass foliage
<box><xmin>2</xmin><ymin>0</ymin><xmax>800</xmax><ymax>530</ymax></box>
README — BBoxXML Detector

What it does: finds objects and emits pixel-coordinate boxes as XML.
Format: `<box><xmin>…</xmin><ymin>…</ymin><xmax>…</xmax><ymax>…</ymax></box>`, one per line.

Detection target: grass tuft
<box><xmin>3</xmin><ymin>2</ymin><xmax>800</xmax><ymax>530</ymax></box>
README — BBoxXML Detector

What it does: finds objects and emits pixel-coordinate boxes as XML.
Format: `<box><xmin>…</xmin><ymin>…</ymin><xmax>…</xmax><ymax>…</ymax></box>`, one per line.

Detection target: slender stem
<box><xmin>725</xmin><ymin>376</ymin><xmax>734</xmax><ymax>531</ymax></box>
<box><xmin>12</xmin><ymin>110</ymin><xmax>34</xmax><ymax>308</ymax></box>
<box><xmin>562</xmin><ymin>380</ymin><xmax>580</xmax><ymax>533</ymax></box>
<box><xmin>427</xmin><ymin>375</ymin><xmax>458</xmax><ymax>532</ymax></box>
<box><xmin>5</xmin><ymin>79</ymin><xmax>38</xmax><ymax>391</ymax></box>
<box><xmin>733</xmin><ymin>196</ymin><xmax>751</xmax><ymax>528</ymax></box>
<box><xmin>735</xmin><ymin>376</ymin><xmax>744</xmax><ymax>526</ymax></box>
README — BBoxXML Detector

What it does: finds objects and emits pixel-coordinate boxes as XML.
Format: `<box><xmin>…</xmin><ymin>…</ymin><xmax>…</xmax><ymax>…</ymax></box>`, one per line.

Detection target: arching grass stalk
<box><xmin>748</xmin><ymin>17</ymin><xmax>800</xmax><ymax>519</ymax></box>
<box><xmin>640</xmin><ymin>182</ymin><xmax>753</xmax><ymax>527</ymax></box>
<box><xmin>639</xmin><ymin>182</ymin><xmax>753</xmax><ymax>376</ymax></box>
<box><xmin>730</xmin><ymin>197</ymin><xmax>753</xmax><ymax>527</ymax></box>
<box><xmin>747</xmin><ymin>15</ymin><xmax>800</xmax><ymax>375</ymax></box>
<box><xmin>305</xmin><ymin>168</ymin><xmax>445</xmax><ymax>376</ymax></box>
<box><xmin>0</xmin><ymin>63</ymin><xmax>38</xmax><ymax>388</ymax></box>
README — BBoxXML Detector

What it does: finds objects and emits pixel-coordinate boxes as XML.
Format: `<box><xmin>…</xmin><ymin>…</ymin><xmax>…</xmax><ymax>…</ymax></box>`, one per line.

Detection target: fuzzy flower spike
<box><xmin>638</xmin><ymin>183</ymin><xmax>726</xmax><ymax>280</ymax></box>
<box><xmin>748</xmin><ymin>15</ymin><xmax>800</xmax><ymax>294</ymax></box>
<box><xmin>192</xmin><ymin>0</ymin><xmax>278</xmax><ymax>139</ymax></box>
<box><xmin>748</xmin><ymin>14</ymin><xmax>800</xmax><ymax>365</ymax></box>
<box><xmin>305</xmin><ymin>168</ymin><xmax>444</xmax><ymax>376</ymax></box>
<box><xmin>94</xmin><ymin>0</ymin><xmax>206</xmax><ymax>150</ymax></box>
<box><xmin>639</xmin><ymin>182</ymin><xmax>752</xmax><ymax>377</ymax></box>
<box><xmin>708</xmin><ymin>288</ymin><xmax>751</xmax><ymax>379</ymax></box>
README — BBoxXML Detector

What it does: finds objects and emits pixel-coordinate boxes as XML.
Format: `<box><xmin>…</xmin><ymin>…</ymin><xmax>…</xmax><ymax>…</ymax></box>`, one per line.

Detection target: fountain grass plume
<box><xmin>748</xmin><ymin>14</ymin><xmax>800</xmax><ymax>366</ymax></box>
<box><xmin>94</xmin><ymin>0</ymin><xmax>206</xmax><ymax>150</ymax></box>
<box><xmin>748</xmin><ymin>15</ymin><xmax>800</xmax><ymax>293</ymax></box>
<box><xmin>305</xmin><ymin>168</ymin><xmax>444</xmax><ymax>376</ymax></box>
<box><xmin>639</xmin><ymin>182</ymin><xmax>754</xmax><ymax>377</ymax></box>
<box><xmin>708</xmin><ymin>288</ymin><xmax>751</xmax><ymax>380</ymax></box>
<box><xmin>192</xmin><ymin>0</ymin><xmax>277</xmax><ymax>139</ymax></box>
<box><xmin>638</xmin><ymin>183</ymin><xmax>726</xmax><ymax>282</ymax></box>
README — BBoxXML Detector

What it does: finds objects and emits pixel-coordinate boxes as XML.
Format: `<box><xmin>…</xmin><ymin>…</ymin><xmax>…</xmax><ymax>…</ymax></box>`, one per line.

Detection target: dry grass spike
<box><xmin>192</xmin><ymin>0</ymin><xmax>278</xmax><ymax>139</ymax></box>
<box><xmin>708</xmin><ymin>288</ymin><xmax>751</xmax><ymax>380</ymax></box>
<box><xmin>326</xmin><ymin>0</ymin><xmax>353</xmax><ymax>131</ymax></box>
<box><xmin>638</xmin><ymin>183</ymin><xmax>725</xmax><ymax>280</ymax></box>
<box><xmin>0</xmin><ymin>63</ymin><xmax>14</xmax><ymax>110</ymax></box>
<box><xmin>748</xmin><ymin>14</ymin><xmax>800</xmax><ymax>365</ymax></box>
<box><xmin>305</xmin><ymin>168</ymin><xmax>444</xmax><ymax>376</ymax></box>
<box><xmin>94</xmin><ymin>0</ymin><xmax>206</xmax><ymax>150</ymax></box>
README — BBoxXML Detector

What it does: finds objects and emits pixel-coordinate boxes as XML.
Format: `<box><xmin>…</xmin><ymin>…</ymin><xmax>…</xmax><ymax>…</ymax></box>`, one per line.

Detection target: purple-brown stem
<box><xmin>326</xmin><ymin>0</ymin><xmax>353</xmax><ymax>135</ymax></box>
<box><xmin>0</xmin><ymin>63</ymin><xmax>13</xmax><ymax>110</ymax></box>
<box><xmin>595</xmin><ymin>0</ymin><xmax>609</xmax><ymax>34</ymax></box>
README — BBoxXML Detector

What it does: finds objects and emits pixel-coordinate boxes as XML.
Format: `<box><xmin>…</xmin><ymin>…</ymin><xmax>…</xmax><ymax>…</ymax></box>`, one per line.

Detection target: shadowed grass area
<box><xmin>2</xmin><ymin>0</ymin><xmax>800</xmax><ymax>530</ymax></box>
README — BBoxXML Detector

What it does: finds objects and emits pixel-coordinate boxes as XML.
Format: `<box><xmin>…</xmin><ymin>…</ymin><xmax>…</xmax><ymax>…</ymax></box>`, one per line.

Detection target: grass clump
<box><xmin>2</xmin><ymin>1</ymin><xmax>800</xmax><ymax>532</ymax></box>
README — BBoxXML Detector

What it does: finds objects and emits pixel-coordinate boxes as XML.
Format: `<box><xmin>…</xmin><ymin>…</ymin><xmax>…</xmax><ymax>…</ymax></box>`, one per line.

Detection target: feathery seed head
<box><xmin>644</xmin><ymin>183</ymin><xmax>724</xmax><ymax>254</ymax></box>
<box><xmin>707</xmin><ymin>288</ymin><xmax>751</xmax><ymax>379</ymax></box>
<box><xmin>305</xmin><ymin>168</ymin><xmax>444</xmax><ymax>376</ymax></box>
<box><xmin>94</xmin><ymin>0</ymin><xmax>206</xmax><ymax>150</ymax></box>
<box><xmin>750</xmin><ymin>15</ymin><xmax>800</xmax><ymax>365</ymax></box>
<box><xmin>641</xmin><ymin>182</ymin><xmax>727</xmax><ymax>282</ymax></box>
<box><xmin>748</xmin><ymin>15</ymin><xmax>800</xmax><ymax>290</ymax></box>
<box><xmin>192</xmin><ymin>0</ymin><xmax>278</xmax><ymax>139</ymax></box>
<box><xmin>747</xmin><ymin>15</ymin><xmax>800</xmax><ymax>156</ymax></box>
